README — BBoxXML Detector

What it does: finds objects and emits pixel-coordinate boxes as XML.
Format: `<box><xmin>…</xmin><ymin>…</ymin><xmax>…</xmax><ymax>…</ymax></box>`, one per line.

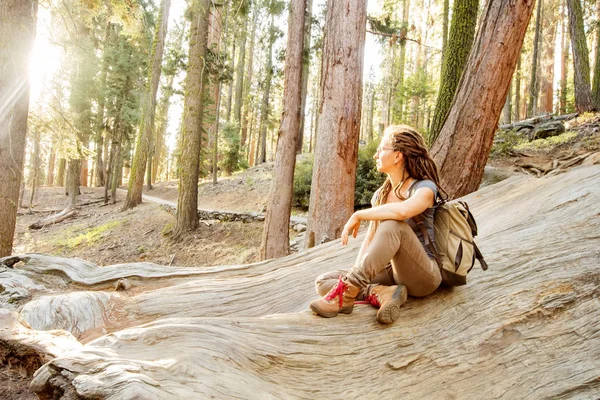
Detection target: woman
<box><xmin>309</xmin><ymin>124</ymin><xmax>447</xmax><ymax>324</ymax></box>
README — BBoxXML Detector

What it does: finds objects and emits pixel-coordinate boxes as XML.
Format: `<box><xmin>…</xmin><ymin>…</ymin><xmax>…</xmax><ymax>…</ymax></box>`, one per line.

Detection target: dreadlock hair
<box><xmin>367</xmin><ymin>125</ymin><xmax>447</xmax><ymax>238</ymax></box>
<box><xmin>374</xmin><ymin>124</ymin><xmax>447</xmax><ymax>206</ymax></box>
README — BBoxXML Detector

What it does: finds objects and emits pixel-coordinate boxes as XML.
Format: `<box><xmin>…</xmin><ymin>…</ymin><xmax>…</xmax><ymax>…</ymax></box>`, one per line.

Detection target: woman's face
<box><xmin>374</xmin><ymin>137</ymin><xmax>401</xmax><ymax>174</ymax></box>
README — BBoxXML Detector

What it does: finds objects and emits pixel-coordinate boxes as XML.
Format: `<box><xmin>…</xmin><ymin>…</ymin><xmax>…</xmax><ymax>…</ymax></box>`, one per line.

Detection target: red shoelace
<box><xmin>325</xmin><ymin>276</ymin><xmax>347</xmax><ymax>308</ymax></box>
<box><xmin>355</xmin><ymin>294</ymin><xmax>380</xmax><ymax>307</ymax></box>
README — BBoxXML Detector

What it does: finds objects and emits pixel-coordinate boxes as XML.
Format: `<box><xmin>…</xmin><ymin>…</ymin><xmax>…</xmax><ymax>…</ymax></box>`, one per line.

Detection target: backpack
<box><xmin>414</xmin><ymin>200</ymin><xmax>488</xmax><ymax>286</ymax></box>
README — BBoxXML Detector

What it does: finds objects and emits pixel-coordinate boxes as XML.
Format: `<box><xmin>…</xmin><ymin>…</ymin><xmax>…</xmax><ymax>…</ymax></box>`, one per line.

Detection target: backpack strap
<box><xmin>413</xmin><ymin>213</ymin><xmax>442</xmax><ymax>268</ymax></box>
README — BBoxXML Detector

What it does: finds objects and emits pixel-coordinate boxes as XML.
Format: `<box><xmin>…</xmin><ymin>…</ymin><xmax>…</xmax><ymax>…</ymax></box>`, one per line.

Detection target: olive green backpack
<box><xmin>414</xmin><ymin>201</ymin><xmax>488</xmax><ymax>286</ymax></box>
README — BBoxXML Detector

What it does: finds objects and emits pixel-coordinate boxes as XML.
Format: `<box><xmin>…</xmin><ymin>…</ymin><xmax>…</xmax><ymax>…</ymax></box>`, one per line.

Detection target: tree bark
<box><xmin>515</xmin><ymin>51</ymin><xmax>522</xmax><ymax>120</ymax></box>
<box><xmin>441</xmin><ymin>0</ymin><xmax>449</xmax><ymax>56</ymax></box>
<box><xmin>527</xmin><ymin>0</ymin><xmax>543</xmax><ymax>118</ymax></box>
<box><xmin>502</xmin><ymin>83</ymin><xmax>512</xmax><ymax>125</ymax></box>
<box><xmin>260</xmin><ymin>0</ymin><xmax>306</xmax><ymax>260</ymax></box>
<box><xmin>539</xmin><ymin>0</ymin><xmax>557</xmax><ymax>114</ymax></box>
<box><xmin>205</xmin><ymin>2</ymin><xmax>224</xmax><ymax>183</ymax></box>
<box><xmin>28</xmin><ymin>130</ymin><xmax>41</xmax><ymax>212</ymax></box>
<box><xmin>396</xmin><ymin>0</ymin><xmax>410</xmax><ymax>123</ymax></box>
<box><xmin>306</xmin><ymin>0</ymin><xmax>367</xmax><ymax>247</ymax></box>
<box><xmin>560</xmin><ymin>0</ymin><xmax>569</xmax><ymax>114</ymax></box>
<box><xmin>233</xmin><ymin>11</ymin><xmax>248</xmax><ymax>128</ymax></box>
<box><xmin>174</xmin><ymin>0</ymin><xmax>210</xmax><ymax>236</ymax></box>
<box><xmin>57</xmin><ymin>158</ymin><xmax>66</xmax><ymax>187</ymax></box>
<box><xmin>240</xmin><ymin>9</ymin><xmax>258</xmax><ymax>152</ymax></box>
<box><xmin>592</xmin><ymin>0</ymin><xmax>600</xmax><ymax>106</ymax></box>
<box><xmin>124</xmin><ymin>0</ymin><xmax>171</xmax><ymax>209</ymax></box>
<box><xmin>257</xmin><ymin>16</ymin><xmax>275</xmax><ymax>165</ymax></box>
<box><xmin>297</xmin><ymin>0</ymin><xmax>313</xmax><ymax>154</ymax></box>
<box><xmin>46</xmin><ymin>143</ymin><xmax>56</xmax><ymax>186</ymax></box>
<box><xmin>94</xmin><ymin>20</ymin><xmax>112</xmax><ymax>188</ymax></box>
<box><xmin>566</xmin><ymin>0</ymin><xmax>596</xmax><ymax>112</ymax></box>
<box><xmin>430</xmin><ymin>0</ymin><xmax>536</xmax><ymax>199</ymax></box>
<box><xmin>0</xmin><ymin>0</ymin><xmax>38</xmax><ymax>256</ymax></box>
<box><xmin>429</xmin><ymin>0</ymin><xmax>479</xmax><ymax>144</ymax></box>
<box><xmin>66</xmin><ymin>159</ymin><xmax>80</xmax><ymax>209</ymax></box>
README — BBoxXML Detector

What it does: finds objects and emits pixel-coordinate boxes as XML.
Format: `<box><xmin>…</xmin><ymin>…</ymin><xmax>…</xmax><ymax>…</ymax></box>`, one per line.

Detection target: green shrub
<box><xmin>293</xmin><ymin>155</ymin><xmax>314</xmax><ymax>208</ymax></box>
<box><xmin>292</xmin><ymin>142</ymin><xmax>385</xmax><ymax>210</ymax></box>
<box><xmin>491</xmin><ymin>129</ymin><xmax>524</xmax><ymax>156</ymax></box>
<box><xmin>220</xmin><ymin>122</ymin><xmax>241</xmax><ymax>175</ymax></box>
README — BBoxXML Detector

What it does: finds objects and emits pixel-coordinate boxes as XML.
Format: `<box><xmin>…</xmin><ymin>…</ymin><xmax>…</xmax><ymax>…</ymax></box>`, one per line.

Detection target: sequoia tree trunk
<box><xmin>429</xmin><ymin>0</ymin><xmax>479</xmax><ymax>144</ymax></box>
<box><xmin>174</xmin><ymin>0</ymin><xmax>210</xmax><ymax>236</ymax></box>
<box><xmin>566</xmin><ymin>0</ymin><xmax>596</xmax><ymax>112</ymax></box>
<box><xmin>306</xmin><ymin>0</ymin><xmax>367</xmax><ymax>247</ymax></box>
<box><xmin>430</xmin><ymin>0</ymin><xmax>536</xmax><ymax>199</ymax></box>
<box><xmin>527</xmin><ymin>0</ymin><xmax>543</xmax><ymax>118</ymax></box>
<box><xmin>260</xmin><ymin>0</ymin><xmax>306</xmax><ymax>260</ymax></box>
<box><xmin>0</xmin><ymin>0</ymin><xmax>38</xmax><ymax>256</ymax></box>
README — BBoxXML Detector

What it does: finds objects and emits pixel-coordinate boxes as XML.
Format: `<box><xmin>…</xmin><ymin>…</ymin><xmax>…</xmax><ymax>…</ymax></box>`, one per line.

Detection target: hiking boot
<box><xmin>365</xmin><ymin>284</ymin><xmax>408</xmax><ymax>324</ymax></box>
<box><xmin>310</xmin><ymin>276</ymin><xmax>360</xmax><ymax>318</ymax></box>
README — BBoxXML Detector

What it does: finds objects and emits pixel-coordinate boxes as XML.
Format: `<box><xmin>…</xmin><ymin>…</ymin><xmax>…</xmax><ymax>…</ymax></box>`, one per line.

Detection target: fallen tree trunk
<box><xmin>1</xmin><ymin>166</ymin><xmax>599</xmax><ymax>399</ymax></box>
<box><xmin>28</xmin><ymin>208</ymin><xmax>78</xmax><ymax>230</ymax></box>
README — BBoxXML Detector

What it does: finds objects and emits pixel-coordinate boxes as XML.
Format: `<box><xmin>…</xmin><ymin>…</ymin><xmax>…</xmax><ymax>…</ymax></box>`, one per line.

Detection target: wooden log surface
<box><xmin>1</xmin><ymin>165</ymin><xmax>599</xmax><ymax>399</ymax></box>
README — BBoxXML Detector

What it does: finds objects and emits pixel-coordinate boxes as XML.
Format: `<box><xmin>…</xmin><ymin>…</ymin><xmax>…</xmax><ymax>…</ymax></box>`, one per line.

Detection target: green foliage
<box><xmin>515</xmin><ymin>131</ymin><xmax>579</xmax><ymax>151</ymax></box>
<box><xmin>292</xmin><ymin>155</ymin><xmax>314</xmax><ymax>209</ymax></box>
<box><xmin>54</xmin><ymin>221</ymin><xmax>122</xmax><ymax>250</ymax></box>
<box><xmin>355</xmin><ymin>141</ymin><xmax>386</xmax><ymax>206</ymax></box>
<box><xmin>292</xmin><ymin>143</ymin><xmax>386</xmax><ymax>210</ymax></box>
<box><xmin>491</xmin><ymin>129</ymin><xmax>524</xmax><ymax>156</ymax></box>
<box><xmin>220</xmin><ymin>122</ymin><xmax>242</xmax><ymax>175</ymax></box>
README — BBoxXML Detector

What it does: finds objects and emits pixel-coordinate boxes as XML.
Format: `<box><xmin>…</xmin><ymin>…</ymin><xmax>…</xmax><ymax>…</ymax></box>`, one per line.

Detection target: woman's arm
<box><xmin>341</xmin><ymin>187</ymin><xmax>435</xmax><ymax>245</ymax></box>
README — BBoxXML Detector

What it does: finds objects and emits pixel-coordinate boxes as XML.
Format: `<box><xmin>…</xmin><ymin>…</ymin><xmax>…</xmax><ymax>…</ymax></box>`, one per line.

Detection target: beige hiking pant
<box><xmin>315</xmin><ymin>220</ymin><xmax>442</xmax><ymax>299</ymax></box>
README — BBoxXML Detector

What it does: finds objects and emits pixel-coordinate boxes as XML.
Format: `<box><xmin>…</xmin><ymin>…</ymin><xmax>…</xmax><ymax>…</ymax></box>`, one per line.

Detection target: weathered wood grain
<box><xmin>1</xmin><ymin>166</ymin><xmax>599</xmax><ymax>399</ymax></box>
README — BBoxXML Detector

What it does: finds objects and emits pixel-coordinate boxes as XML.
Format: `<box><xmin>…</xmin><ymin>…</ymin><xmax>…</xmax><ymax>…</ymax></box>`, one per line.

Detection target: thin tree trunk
<box><xmin>153</xmin><ymin>70</ymin><xmax>177</xmax><ymax>183</ymax></box>
<box><xmin>225</xmin><ymin>22</ymin><xmax>237</xmax><ymax>123</ymax></box>
<box><xmin>174</xmin><ymin>0</ymin><xmax>210</xmax><ymax>236</ymax></box>
<box><xmin>560</xmin><ymin>0</ymin><xmax>569</xmax><ymax>114</ymax></box>
<box><xmin>66</xmin><ymin>159</ymin><xmax>80</xmax><ymax>208</ymax></box>
<box><xmin>430</xmin><ymin>0</ymin><xmax>536</xmax><ymax>199</ymax></box>
<box><xmin>527</xmin><ymin>0</ymin><xmax>543</xmax><ymax>118</ymax></box>
<box><xmin>368</xmin><ymin>89</ymin><xmax>375</xmax><ymax>142</ymax></box>
<box><xmin>306</xmin><ymin>0</ymin><xmax>367</xmax><ymax>247</ymax></box>
<box><xmin>396</xmin><ymin>0</ymin><xmax>410</xmax><ymax>123</ymax></box>
<box><xmin>566</xmin><ymin>0</ymin><xmax>596</xmax><ymax>112</ymax></box>
<box><xmin>29</xmin><ymin>131</ymin><xmax>41</xmax><ymax>212</ymax></box>
<box><xmin>233</xmin><ymin>11</ymin><xmax>248</xmax><ymax>127</ymax></box>
<box><xmin>540</xmin><ymin>0</ymin><xmax>557</xmax><ymax>114</ymax></box>
<box><xmin>47</xmin><ymin>143</ymin><xmax>56</xmax><ymax>186</ymax></box>
<box><xmin>205</xmin><ymin>2</ymin><xmax>224</xmax><ymax>183</ymax></box>
<box><xmin>515</xmin><ymin>51</ymin><xmax>522</xmax><ymax>120</ymax></box>
<box><xmin>429</xmin><ymin>0</ymin><xmax>479</xmax><ymax>144</ymax></box>
<box><xmin>95</xmin><ymin>20</ymin><xmax>112</xmax><ymax>188</ymax></box>
<box><xmin>257</xmin><ymin>16</ymin><xmax>275</xmax><ymax>165</ymax></box>
<box><xmin>124</xmin><ymin>0</ymin><xmax>171</xmax><ymax>209</ymax></box>
<box><xmin>0</xmin><ymin>0</ymin><xmax>38</xmax><ymax>256</ymax></box>
<box><xmin>592</xmin><ymin>0</ymin><xmax>600</xmax><ymax>106</ymax></box>
<box><xmin>502</xmin><ymin>83</ymin><xmax>512</xmax><ymax>124</ymax></box>
<box><xmin>57</xmin><ymin>158</ymin><xmax>66</xmax><ymax>187</ymax></box>
<box><xmin>297</xmin><ymin>0</ymin><xmax>313</xmax><ymax>154</ymax></box>
<box><xmin>441</xmin><ymin>0</ymin><xmax>449</xmax><ymax>56</ymax></box>
<box><xmin>240</xmin><ymin>9</ymin><xmax>258</xmax><ymax>152</ymax></box>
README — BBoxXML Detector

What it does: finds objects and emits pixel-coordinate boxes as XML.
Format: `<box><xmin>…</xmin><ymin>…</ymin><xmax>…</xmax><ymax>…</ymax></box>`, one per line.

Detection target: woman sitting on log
<box><xmin>310</xmin><ymin>125</ymin><xmax>447</xmax><ymax>324</ymax></box>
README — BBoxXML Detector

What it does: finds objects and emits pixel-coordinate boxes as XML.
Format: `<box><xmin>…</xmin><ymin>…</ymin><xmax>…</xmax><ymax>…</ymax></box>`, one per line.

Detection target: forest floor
<box><xmin>13</xmin><ymin>113</ymin><xmax>600</xmax><ymax>271</ymax></box>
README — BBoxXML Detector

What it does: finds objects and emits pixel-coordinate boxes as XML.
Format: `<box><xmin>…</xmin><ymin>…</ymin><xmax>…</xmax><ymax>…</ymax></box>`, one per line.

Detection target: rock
<box><xmin>294</xmin><ymin>224</ymin><xmax>306</xmax><ymax>232</ymax></box>
<box><xmin>479</xmin><ymin>166</ymin><xmax>514</xmax><ymax>188</ymax></box>
<box><xmin>529</xmin><ymin>121</ymin><xmax>565</xmax><ymax>141</ymax></box>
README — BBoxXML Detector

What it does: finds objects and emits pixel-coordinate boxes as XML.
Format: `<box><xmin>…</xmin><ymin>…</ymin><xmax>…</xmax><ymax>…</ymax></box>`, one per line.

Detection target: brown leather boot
<box><xmin>365</xmin><ymin>284</ymin><xmax>408</xmax><ymax>324</ymax></box>
<box><xmin>309</xmin><ymin>276</ymin><xmax>360</xmax><ymax>318</ymax></box>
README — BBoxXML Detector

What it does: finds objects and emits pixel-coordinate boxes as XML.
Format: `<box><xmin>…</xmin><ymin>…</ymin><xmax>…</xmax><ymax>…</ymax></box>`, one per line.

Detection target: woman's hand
<box><xmin>341</xmin><ymin>212</ymin><xmax>361</xmax><ymax>246</ymax></box>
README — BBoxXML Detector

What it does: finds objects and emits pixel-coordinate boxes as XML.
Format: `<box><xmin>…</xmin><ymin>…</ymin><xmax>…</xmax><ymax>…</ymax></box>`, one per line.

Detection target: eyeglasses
<box><xmin>376</xmin><ymin>146</ymin><xmax>396</xmax><ymax>154</ymax></box>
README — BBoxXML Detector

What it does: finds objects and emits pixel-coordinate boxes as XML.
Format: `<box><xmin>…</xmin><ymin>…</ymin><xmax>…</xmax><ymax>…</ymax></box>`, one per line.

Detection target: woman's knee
<box><xmin>377</xmin><ymin>220</ymin><xmax>410</xmax><ymax>235</ymax></box>
<box><xmin>314</xmin><ymin>270</ymin><xmax>346</xmax><ymax>296</ymax></box>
